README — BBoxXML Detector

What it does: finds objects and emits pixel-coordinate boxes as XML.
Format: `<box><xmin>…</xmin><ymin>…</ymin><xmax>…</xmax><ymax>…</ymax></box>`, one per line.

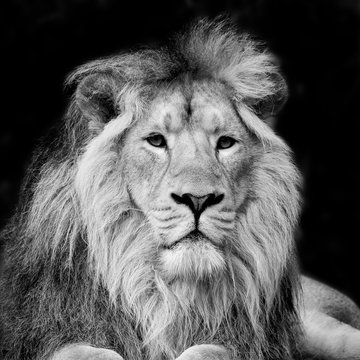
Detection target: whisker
<box><xmin>152</xmin><ymin>215</ymin><xmax>181</xmax><ymax>222</ymax></box>
<box><xmin>207</xmin><ymin>216</ymin><xmax>234</xmax><ymax>224</ymax></box>
<box><xmin>218</xmin><ymin>208</ymin><xmax>235</xmax><ymax>213</ymax></box>
<box><xmin>123</xmin><ymin>208</ymin><xmax>144</xmax><ymax>213</ymax></box>
<box><xmin>150</xmin><ymin>207</ymin><xmax>172</xmax><ymax>212</ymax></box>
<box><xmin>157</xmin><ymin>224</ymin><xmax>177</xmax><ymax>230</ymax></box>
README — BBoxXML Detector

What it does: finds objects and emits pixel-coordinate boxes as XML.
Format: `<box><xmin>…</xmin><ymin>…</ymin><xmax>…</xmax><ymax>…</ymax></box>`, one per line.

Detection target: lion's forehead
<box><xmin>146</xmin><ymin>81</ymin><xmax>241</xmax><ymax>135</ymax></box>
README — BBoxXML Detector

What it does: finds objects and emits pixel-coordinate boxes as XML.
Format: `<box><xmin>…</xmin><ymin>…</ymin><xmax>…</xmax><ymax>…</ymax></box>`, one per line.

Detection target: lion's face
<box><xmin>122</xmin><ymin>80</ymin><xmax>258</xmax><ymax>281</ymax></box>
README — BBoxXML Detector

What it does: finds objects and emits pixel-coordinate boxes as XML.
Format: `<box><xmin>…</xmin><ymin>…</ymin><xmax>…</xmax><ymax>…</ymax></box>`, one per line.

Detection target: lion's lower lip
<box><xmin>164</xmin><ymin>230</ymin><xmax>212</xmax><ymax>250</ymax></box>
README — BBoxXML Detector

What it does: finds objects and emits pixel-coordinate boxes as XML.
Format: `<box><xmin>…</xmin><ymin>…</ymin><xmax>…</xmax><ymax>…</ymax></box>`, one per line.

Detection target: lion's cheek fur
<box><xmin>122</xmin><ymin>145</ymin><xmax>169</xmax><ymax>212</ymax></box>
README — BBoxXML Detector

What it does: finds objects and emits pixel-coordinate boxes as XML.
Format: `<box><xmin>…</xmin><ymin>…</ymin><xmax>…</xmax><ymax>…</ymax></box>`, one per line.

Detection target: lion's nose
<box><xmin>171</xmin><ymin>192</ymin><xmax>224</xmax><ymax>219</ymax></box>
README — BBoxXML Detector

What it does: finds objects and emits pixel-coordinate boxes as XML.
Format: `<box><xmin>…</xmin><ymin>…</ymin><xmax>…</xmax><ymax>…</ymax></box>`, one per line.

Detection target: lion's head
<box><xmin>18</xmin><ymin>19</ymin><xmax>301</xmax><ymax>360</ymax></box>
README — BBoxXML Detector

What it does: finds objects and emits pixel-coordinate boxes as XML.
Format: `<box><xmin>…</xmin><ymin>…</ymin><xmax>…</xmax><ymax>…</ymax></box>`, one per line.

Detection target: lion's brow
<box><xmin>163</xmin><ymin>113</ymin><xmax>174</xmax><ymax>132</ymax></box>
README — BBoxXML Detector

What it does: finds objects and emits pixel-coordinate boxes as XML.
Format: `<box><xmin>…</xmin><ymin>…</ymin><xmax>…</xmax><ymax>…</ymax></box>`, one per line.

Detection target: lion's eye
<box><xmin>217</xmin><ymin>136</ymin><xmax>236</xmax><ymax>150</ymax></box>
<box><xmin>146</xmin><ymin>134</ymin><xmax>167</xmax><ymax>148</ymax></box>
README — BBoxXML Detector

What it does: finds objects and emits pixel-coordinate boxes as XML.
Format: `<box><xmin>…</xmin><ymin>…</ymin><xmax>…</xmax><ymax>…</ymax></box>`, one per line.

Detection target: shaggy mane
<box><xmin>66</xmin><ymin>18</ymin><xmax>286</xmax><ymax>116</ymax></box>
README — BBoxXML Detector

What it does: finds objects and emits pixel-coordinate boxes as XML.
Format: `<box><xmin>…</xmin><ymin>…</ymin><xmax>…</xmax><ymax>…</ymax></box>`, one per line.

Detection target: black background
<box><xmin>1</xmin><ymin>0</ymin><xmax>359</xmax><ymax>303</ymax></box>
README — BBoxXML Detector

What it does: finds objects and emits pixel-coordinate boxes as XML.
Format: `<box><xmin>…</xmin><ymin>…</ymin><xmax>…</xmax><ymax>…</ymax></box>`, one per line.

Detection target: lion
<box><xmin>1</xmin><ymin>18</ymin><xmax>360</xmax><ymax>360</ymax></box>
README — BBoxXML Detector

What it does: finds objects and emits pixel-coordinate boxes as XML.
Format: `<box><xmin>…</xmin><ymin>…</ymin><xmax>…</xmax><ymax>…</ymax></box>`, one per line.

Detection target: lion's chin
<box><xmin>159</xmin><ymin>238</ymin><xmax>225</xmax><ymax>281</ymax></box>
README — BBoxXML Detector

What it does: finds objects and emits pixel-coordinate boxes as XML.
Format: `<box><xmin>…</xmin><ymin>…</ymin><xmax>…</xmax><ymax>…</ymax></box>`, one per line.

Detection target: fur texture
<box><xmin>0</xmin><ymin>18</ymin><xmax>301</xmax><ymax>360</ymax></box>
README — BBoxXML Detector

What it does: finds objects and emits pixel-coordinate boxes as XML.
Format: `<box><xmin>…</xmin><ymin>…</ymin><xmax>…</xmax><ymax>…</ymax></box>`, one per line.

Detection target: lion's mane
<box><xmin>0</xmin><ymin>19</ymin><xmax>301</xmax><ymax>360</ymax></box>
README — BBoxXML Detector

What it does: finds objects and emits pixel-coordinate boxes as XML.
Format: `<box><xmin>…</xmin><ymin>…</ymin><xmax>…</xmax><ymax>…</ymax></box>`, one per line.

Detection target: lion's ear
<box><xmin>75</xmin><ymin>72</ymin><xmax>121</xmax><ymax>126</ymax></box>
<box><xmin>245</xmin><ymin>72</ymin><xmax>288</xmax><ymax>127</ymax></box>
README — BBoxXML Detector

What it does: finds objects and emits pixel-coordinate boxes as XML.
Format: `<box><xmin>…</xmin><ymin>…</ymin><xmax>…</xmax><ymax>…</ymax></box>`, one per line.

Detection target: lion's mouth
<box><xmin>164</xmin><ymin>230</ymin><xmax>214</xmax><ymax>250</ymax></box>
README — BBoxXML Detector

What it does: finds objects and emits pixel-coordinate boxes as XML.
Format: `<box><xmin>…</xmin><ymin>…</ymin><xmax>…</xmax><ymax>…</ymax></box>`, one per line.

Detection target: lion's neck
<box><xmin>120</xmin><ymin>262</ymin><xmax>264</xmax><ymax>360</ymax></box>
<box><xmin>139</xmin><ymin>275</ymin><xmax>234</xmax><ymax>360</ymax></box>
